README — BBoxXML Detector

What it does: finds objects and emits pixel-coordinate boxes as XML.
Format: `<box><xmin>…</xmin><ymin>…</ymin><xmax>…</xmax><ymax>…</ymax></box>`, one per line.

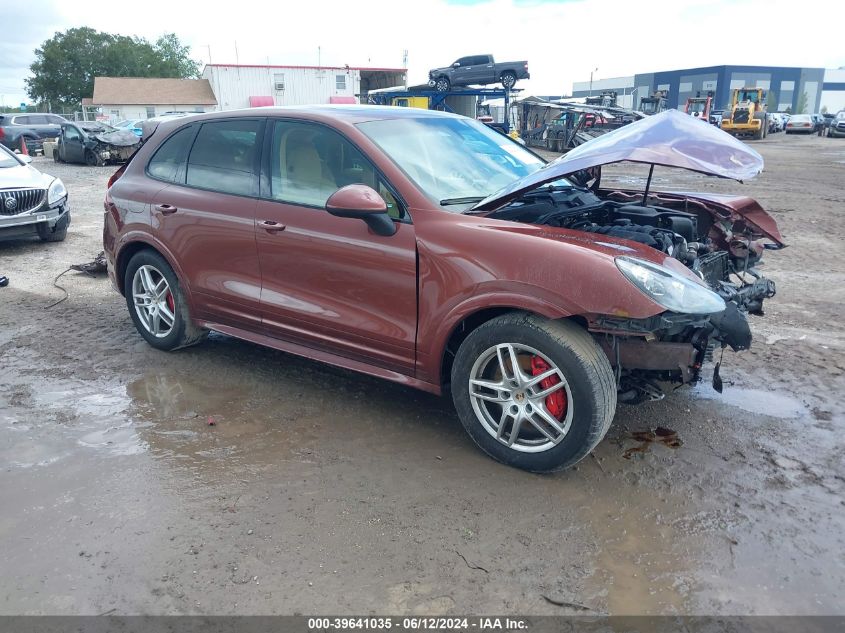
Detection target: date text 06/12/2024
<box><xmin>308</xmin><ymin>617</ymin><xmax>528</xmax><ymax>630</ymax></box>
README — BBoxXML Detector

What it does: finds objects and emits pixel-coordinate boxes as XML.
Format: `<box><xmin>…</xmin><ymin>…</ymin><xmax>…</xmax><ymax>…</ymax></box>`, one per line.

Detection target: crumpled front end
<box><xmin>590</xmin><ymin>303</ymin><xmax>752</xmax><ymax>403</ymax></box>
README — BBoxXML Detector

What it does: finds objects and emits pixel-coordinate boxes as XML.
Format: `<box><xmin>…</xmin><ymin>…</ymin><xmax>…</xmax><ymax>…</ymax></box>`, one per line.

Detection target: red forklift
<box><xmin>684</xmin><ymin>91</ymin><xmax>714</xmax><ymax>121</ymax></box>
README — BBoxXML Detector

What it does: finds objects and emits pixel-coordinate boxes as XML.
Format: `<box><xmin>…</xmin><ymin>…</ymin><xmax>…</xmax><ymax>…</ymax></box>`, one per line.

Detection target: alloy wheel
<box><xmin>468</xmin><ymin>343</ymin><xmax>573</xmax><ymax>453</ymax></box>
<box><xmin>132</xmin><ymin>264</ymin><xmax>176</xmax><ymax>338</ymax></box>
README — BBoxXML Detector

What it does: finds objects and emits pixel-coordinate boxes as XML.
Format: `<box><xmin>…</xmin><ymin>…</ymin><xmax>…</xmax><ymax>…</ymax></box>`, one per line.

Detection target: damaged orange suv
<box><xmin>104</xmin><ymin>108</ymin><xmax>783</xmax><ymax>472</ymax></box>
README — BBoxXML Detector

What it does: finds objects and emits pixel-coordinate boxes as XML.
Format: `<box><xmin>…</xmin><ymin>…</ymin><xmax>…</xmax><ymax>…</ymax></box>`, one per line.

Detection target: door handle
<box><xmin>259</xmin><ymin>219</ymin><xmax>286</xmax><ymax>233</ymax></box>
<box><xmin>156</xmin><ymin>203</ymin><xmax>178</xmax><ymax>215</ymax></box>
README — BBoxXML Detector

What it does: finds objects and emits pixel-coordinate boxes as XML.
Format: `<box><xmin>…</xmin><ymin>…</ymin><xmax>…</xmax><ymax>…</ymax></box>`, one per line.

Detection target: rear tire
<box><xmin>124</xmin><ymin>250</ymin><xmax>207</xmax><ymax>351</ymax></box>
<box><xmin>501</xmin><ymin>71</ymin><xmax>517</xmax><ymax>90</ymax></box>
<box><xmin>85</xmin><ymin>149</ymin><xmax>100</xmax><ymax>167</ymax></box>
<box><xmin>450</xmin><ymin>313</ymin><xmax>616</xmax><ymax>473</ymax></box>
<box><xmin>37</xmin><ymin>211</ymin><xmax>69</xmax><ymax>242</ymax></box>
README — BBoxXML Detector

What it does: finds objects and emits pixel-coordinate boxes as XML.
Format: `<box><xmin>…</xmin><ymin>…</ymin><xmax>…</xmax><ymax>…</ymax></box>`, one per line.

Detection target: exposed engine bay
<box><xmin>487</xmin><ymin>184</ymin><xmax>782</xmax><ymax>402</ymax></box>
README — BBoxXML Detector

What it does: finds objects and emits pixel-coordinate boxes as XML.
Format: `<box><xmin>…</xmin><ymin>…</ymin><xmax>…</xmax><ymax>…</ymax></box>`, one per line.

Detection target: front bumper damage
<box><xmin>591</xmin><ymin>301</ymin><xmax>755</xmax><ymax>403</ymax></box>
<box><xmin>0</xmin><ymin>199</ymin><xmax>70</xmax><ymax>239</ymax></box>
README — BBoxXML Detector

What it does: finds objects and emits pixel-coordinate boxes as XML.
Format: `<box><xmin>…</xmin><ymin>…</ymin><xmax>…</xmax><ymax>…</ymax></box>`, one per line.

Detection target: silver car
<box><xmin>0</xmin><ymin>144</ymin><xmax>69</xmax><ymax>242</ymax></box>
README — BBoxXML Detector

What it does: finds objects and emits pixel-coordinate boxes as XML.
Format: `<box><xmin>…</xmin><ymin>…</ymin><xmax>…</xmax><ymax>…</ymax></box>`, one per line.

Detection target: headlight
<box><xmin>47</xmin><ymin>178</ymin><xmax>67</xmax><ymax>206</ymax></box>
<box><xmin>616</xmin><ymin>256</ymin><xmax>726</xmax><ymax>314</ymax></box>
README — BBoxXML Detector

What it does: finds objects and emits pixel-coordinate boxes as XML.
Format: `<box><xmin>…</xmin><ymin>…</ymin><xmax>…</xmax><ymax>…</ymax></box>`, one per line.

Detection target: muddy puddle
<box><xmin>690</xmin><ymin>384</ymin><xmax>806</xmax><ymax>420</ymax></box>
<box><xmin>1</xmin><ymin>338</ymin><xmax>843</xmax><ymax>615</ymax></box>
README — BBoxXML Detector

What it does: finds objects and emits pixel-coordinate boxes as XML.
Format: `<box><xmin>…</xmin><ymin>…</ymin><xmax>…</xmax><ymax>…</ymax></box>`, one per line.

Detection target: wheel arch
<box><xmin>114</xmin><ymin>236</ymin><xmax>191</xmax><ymax>304</ymax></box>
<box><xmin>437</xmin><ymin>306</ymin><xmax>589</xmax><ymax>390</ymax></box>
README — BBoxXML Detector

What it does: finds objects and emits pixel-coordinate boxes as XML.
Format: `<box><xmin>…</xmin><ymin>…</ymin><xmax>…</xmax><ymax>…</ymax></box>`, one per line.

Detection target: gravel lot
<box><xmin>1</xmin><ymin>134</ymin><xmax>843</xmax><ymax>615</ymax></box>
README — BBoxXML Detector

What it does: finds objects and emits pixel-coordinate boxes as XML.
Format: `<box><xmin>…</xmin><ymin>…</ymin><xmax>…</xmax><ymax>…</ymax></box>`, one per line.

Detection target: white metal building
<box><xmin>202</xmin><ymin>64</ymin><xmax>407</xmax><ymax>110</ymax></box>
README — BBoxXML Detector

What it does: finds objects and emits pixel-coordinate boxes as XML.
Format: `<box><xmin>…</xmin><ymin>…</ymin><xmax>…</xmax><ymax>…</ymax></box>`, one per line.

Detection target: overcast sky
<box><xmin>1</xmin><ymin>0</ymin><xmax>842</xmax><ymax>108</ymax></box>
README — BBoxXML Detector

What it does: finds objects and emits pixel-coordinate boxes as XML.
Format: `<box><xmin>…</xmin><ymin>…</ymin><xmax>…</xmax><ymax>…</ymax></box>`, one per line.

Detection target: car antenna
<box><xmin>642</xmin><ymin>163</ymin><xmax>655</xmax><ymax>206</ymax></box>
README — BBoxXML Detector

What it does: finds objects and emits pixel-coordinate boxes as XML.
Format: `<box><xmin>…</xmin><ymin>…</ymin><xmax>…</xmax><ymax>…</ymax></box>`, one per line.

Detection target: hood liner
<box><xmin>473</xmin><ymin>109</ymin><xmax>764</xmax><ymax>211</ymax></box>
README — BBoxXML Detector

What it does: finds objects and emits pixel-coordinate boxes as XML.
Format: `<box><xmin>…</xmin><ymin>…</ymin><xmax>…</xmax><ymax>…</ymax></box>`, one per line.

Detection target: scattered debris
<box><xmin>541</xmin><ymin>595</ymin><xmax>592</xmax><ymax>611</ymax></box>
<box><xmin>455</xmin><ymin>550</ymin><xmax>489</xmax><ymax>574</ymax></box>
<box><xmin>70</xmin><ymin>251</ymin><xmax>108</xmax><ymax>275</ymax></box>
<box><xmin>623</xmin><ymin>427</ymin><xmax>683</xmax><ymax>459</ymax></box>
<box><xmin>0</xmin><ymin>275</ymin><xmax>8</xmax><ymax>287</ymax></box>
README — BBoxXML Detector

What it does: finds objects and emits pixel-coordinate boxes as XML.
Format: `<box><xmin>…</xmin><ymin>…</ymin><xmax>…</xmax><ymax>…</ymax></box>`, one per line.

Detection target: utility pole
<box><xmin>589</xmin><ymin>67</ymin><xmax>598</xmax><ymax>97</ymax></box>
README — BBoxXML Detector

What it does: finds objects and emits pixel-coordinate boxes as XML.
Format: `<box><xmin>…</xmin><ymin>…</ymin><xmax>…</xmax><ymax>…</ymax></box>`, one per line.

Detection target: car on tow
<box><xmin>103</xmin><ymin>107</ymin><xmax>782</xmax><ymax>472</ymax></box>
<box><xmin>0</xmin><ymin>143</ymin><xmax>69</xmax><ymax>242</ymax></box>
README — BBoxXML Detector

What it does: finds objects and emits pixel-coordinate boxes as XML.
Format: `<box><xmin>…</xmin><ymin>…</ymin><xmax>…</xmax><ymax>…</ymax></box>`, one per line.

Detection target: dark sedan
<box><xmin>55</xmin><ymin>122</ymin><xmax>140</xmax><ymax>166</ymax></box>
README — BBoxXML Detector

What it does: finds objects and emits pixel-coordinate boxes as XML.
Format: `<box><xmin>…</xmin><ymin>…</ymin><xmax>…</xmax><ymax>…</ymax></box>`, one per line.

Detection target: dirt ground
<box><xmin>1</xmin><ymin>133</ymin><xmax>843</xmax><ymax>616</ymax></box>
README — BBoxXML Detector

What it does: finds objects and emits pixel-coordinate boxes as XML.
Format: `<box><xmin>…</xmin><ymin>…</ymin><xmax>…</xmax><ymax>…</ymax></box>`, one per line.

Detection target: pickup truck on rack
<box><xmin>428</xmin><ymin>55</ymin><xmax>529</xmax><ymax>92</ymax></box>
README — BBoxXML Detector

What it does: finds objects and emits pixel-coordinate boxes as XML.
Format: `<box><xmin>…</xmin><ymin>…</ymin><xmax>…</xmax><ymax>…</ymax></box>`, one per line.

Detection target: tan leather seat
<box><xmin>281</xmin><ymin>130</ymin><xmax>338</xmax><ymax>205</ymax></box>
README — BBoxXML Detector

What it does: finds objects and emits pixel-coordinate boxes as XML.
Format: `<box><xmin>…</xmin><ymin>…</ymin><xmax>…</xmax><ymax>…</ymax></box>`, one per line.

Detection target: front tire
<box><xmin>124</xmin><ymin>250</ymin><xmax>207</xmax><ymax>351</ymax></box>
<box><xmin>451</xmin><ymin>313</ymin><xmax>616</xmax><ymax>472</ymax></box>
<box><xmin>37</xmin><ymin>211</ymin><xmax>69</xmax><ymax>242</ymax></box>
<box><xmin>435</xmin><ymin>76</ymin><xmax>451</xmax><ymax>92</ymax></box>
<box><xmin>85</xmin><ymin>149</ymin><xmax>100</xmax><ymax>167</ymax></box>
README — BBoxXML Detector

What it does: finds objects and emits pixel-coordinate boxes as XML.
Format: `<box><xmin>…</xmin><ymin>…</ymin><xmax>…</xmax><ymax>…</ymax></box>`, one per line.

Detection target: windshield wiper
<box><xmin>439</xmin><ymin>196</ymin><xmax>486</xmax><ymax>206</ymax></box>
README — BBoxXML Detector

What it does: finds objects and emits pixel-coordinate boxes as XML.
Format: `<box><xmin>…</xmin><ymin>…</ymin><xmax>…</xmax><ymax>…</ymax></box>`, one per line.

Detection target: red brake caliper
<box><xmin>166</xmin><ymin>292</ymin><xmax>175</xmax><ymax>312</ymax></box>
<box><xmin>530</xmin><ymin>356</ymin><xmax>566</xmax><ymax>419</ymax></box>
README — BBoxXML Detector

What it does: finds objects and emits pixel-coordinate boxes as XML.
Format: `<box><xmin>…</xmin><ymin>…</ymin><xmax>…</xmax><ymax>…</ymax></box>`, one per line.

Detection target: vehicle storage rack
<box><xmin>365</xmin><ymin>87</ymin><xmax>521</xmax><ymax>132</ymax></box>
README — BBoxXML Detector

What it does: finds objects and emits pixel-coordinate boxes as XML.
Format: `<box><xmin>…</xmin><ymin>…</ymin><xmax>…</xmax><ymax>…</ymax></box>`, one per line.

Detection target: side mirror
<box><xmin>326</xmin><ymin>184</ymin><xmax>397</xmax><ymax>237</ymax></box>
<box><xmin>452</xmin><ymin>62</ymin><xmax>460</xmax><ymax>68</ymax></box>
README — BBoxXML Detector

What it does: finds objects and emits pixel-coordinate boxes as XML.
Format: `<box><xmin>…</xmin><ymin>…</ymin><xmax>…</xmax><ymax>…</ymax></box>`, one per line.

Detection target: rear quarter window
<box><xmin>186</xmin><ymin>120</ymin><xmax>261</xmax><ymax>196</ymax></box>
<box><xmin>147</xmin><ymin>126</ymin><xmax>196</xmax><ymax>183</ymax></box>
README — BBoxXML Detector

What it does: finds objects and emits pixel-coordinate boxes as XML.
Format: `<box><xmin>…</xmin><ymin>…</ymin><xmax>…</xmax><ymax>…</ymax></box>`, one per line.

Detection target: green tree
<box><xmin>796</xmin><ymin>91</ymin><xmax>808</xmax><ymax>114</ymax></box>
<box><xmin>26</xmin><ymin>28</ymin><xmax>200</xmax><ymax>109</ymax></box>
<box><xmin>766</xmin><ymin>90</ymin><xmax>778</xmax><ymax>112</ymax></box>
<box><xmin>821</xmin><ymin>105</ymin><xmax>828</xmax><ymax>114</ymax></box>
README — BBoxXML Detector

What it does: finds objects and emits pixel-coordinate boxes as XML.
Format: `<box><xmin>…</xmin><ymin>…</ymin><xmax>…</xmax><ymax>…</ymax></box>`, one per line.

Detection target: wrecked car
<box><xmin>104</xmin><ymin>107</ymin><xmax>781</xmax><ymax>473</ymax></box>
<box><xmin>55</xmin><ymin>121</ymin><xmax>139</xmax><ymax>166</ymax></box>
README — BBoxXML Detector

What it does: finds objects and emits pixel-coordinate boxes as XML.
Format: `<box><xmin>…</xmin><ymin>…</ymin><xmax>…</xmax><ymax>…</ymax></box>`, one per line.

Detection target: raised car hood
<box><xmin>473</xmin><ymin>109</ymin><xmax>764</xmax><ymax>211</ymax></box>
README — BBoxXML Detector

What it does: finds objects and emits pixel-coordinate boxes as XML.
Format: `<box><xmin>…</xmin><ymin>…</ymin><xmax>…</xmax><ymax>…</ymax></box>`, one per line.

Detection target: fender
<box><xmin>416</xmin><ymin>285</ymin><xmax>581</xmax><ymax>387</ymax></box>
<box><xmin>114</xmin><ymin>232</ymin><xmax>197</xmax><ymax>313</ymax></box>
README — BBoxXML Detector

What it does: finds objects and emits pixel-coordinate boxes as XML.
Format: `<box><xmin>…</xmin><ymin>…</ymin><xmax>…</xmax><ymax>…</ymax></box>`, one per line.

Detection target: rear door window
<box><xmin>186</xmin><ymin>120</ymin><xmax>261</xmax><ymax>196</ymax></box>
<box><xmin>147</xmin><ymin>126</ymin><xmax>196</xmax><ymax>183</ymax></box>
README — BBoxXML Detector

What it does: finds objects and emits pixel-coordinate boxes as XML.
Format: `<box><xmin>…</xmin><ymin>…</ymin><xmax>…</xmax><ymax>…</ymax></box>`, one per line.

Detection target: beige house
<box><xmin>90</xmin><ymin>77</ymin><xmax>218</xmax><ymax>123</ymax></box>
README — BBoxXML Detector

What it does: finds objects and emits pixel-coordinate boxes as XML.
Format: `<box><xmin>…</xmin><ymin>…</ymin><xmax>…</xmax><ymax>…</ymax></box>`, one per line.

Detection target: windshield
<box><xmin>0</xmin><ymin>145</ymin><xmax>23</xmax><ymax>168</ymax></box>
<box><xmin>356</xmin><ymin>116</ymin><xmax>544</xmax><ymax>210</ymax></box>
<box><xmin>688</xmin><ymin>101</ymin><xmax>706</xmax><ymax>114</ymax></box>
<box><xmin>737</xmin><ymin>90</ymin><xmax>760</xmax><ymax>103</ymax></box>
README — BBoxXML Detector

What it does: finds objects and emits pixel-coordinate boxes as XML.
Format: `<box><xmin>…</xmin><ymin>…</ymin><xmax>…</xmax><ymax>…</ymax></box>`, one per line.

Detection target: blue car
<box><xmin>113</xmin><ymin>119</ymin><xmax>144</xmax><ymax>137</ymax></box>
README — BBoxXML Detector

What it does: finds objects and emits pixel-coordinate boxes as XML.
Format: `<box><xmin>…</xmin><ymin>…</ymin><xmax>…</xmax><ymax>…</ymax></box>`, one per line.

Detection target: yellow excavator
<box><xmin>721</xmin><ymin>87</ymin><xmax>768</xmax><ymax>139</ymax></box>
